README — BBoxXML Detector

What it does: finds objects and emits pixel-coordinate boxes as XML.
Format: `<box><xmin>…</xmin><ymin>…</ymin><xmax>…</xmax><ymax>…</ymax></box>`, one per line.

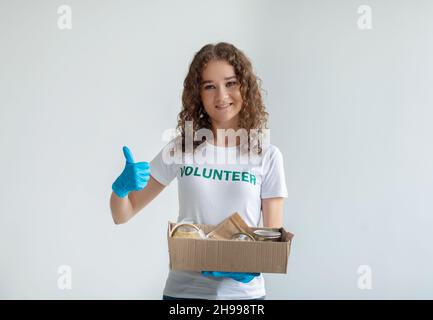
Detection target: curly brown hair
<box><xmin>176</xmin><ymin>42</ymin><xmax>269</xmax><ymax>155</ymax></box>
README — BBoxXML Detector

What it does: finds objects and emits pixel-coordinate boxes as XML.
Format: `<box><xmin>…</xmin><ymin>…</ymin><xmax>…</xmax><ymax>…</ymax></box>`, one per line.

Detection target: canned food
<box><xmin>253</xmin><ymin>229</ymin><xmax>281</xmax><ymax>241</ymax></box>
<box><xmin>171</xmin><ymin>223</ymin><xmax>206</xmax><ymax>239</ymax></box>
<box><xmin>231</xmin><ymin>232</ymin><xmax>256</xmax><ymax>241</ymax></box>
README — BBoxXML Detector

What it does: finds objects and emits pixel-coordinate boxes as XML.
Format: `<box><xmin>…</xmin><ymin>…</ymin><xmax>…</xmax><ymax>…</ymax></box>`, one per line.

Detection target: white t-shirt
<box><xmin>150</xmin><ymin>139</ymin><xmax>288</xmax><ymax>300</ymax></box>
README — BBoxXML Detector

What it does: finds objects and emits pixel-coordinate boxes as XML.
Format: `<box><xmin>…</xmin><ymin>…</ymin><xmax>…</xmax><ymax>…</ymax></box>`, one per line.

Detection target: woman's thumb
<box><xmin>122</xmin><ymin>146</ymin><xmax>135</xmax><ymax>163</ymax></box>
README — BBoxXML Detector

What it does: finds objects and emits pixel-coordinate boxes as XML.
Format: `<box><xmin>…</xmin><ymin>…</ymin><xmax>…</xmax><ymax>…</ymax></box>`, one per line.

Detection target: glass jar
<box><xmin>231</xmin><ymin>232</ymin><xmax>256</xmax><ymax>241</ymax></box>
<box><xmin>171</xmin><ymin>223</ymin><xmax>206</xmax><ymax>239</ymax></box>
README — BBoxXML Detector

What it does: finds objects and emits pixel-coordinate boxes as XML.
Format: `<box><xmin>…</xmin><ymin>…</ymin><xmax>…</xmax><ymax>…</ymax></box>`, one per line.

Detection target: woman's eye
<box><xmin>203</xmin><ymin>82</ymin><xmax>237</xmax><ymax>90</ymax></box>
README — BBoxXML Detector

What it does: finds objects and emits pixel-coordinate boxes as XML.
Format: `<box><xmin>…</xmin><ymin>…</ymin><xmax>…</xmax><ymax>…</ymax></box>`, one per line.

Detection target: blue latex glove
<box><xmin>201</xmin><ymin>271</ymin><xmax>260</xmax><ymax>284</ymax></box>
<box><xmin>112</xmin><ymin>146</ymin><xmax>151</xmax><ymax>198</ymax></box>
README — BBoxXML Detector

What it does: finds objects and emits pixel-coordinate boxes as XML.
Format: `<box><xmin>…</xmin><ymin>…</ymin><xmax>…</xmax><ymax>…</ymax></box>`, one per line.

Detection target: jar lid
<box><xmin>253</xmin><ymin>230</ymin><xmax>281</xmax><ymax>239</ymax></box>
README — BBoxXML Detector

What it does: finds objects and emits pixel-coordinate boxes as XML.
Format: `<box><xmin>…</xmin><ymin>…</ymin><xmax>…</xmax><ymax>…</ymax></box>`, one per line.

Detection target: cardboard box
<box><xmin>167</xmin><ymin>222</ymin><xmax>294</xmax><ymax>273</ymax></box>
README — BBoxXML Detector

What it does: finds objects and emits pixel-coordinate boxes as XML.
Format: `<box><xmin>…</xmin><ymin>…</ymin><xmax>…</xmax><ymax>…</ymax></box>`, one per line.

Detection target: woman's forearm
<box><xmin>110</xmin><ymin>192</ymin><xmax>135</xmax><ymax>224</ymax></box>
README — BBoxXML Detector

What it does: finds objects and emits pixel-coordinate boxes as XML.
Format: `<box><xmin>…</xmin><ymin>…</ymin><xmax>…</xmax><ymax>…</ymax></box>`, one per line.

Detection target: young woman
<box><xmin>110</xmin><ymin>42</ymin><xmax>288</xmax><ymax>300</ymax></box>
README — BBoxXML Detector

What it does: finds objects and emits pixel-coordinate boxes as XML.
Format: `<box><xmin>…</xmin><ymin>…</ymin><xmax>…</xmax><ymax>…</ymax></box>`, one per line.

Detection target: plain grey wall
<box><xmin>1</xmin><ymin>0</ymin><xmax>432</xmax><ymax>299</ymax></box>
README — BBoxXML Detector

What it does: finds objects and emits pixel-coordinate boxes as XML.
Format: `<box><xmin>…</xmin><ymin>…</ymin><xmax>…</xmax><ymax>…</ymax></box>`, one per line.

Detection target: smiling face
<box><xmin>200</xmin><ymin>60</ymin><xmax>243</xmax><ymax>132</ymax></box>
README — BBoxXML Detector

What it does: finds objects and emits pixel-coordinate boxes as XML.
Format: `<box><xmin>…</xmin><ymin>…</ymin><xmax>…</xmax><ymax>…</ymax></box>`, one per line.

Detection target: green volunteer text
<box><xmin>180</xmin><ymin>165</ymin><xmax>256</xmax><ymax>185</ymax></box>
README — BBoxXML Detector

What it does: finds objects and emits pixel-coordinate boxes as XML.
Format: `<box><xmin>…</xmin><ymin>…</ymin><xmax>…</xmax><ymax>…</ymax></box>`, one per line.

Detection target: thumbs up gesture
<box><xmin>112</xmin><ymin>146</ymin><xmax>151</xmax><ymax>198</ymax></box>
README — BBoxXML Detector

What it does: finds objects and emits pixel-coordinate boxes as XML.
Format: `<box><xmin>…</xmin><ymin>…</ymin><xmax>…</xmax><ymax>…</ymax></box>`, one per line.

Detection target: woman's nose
<box><xmin>215</xmin><ymin>86</ymin><xmax>229</xmax><ymax>101</ymax></box>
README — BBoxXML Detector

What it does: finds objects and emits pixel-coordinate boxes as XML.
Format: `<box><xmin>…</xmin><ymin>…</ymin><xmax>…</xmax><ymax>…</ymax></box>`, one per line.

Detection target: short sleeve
<box><xmin>261</xmin><ymin>146</ymin><xmax>288</xmax><ymax>199</ymax></box>
<box><xmin>149</xmin><ymin>141</ymin><xmax>179</xmax><ymax>186</ymax></box>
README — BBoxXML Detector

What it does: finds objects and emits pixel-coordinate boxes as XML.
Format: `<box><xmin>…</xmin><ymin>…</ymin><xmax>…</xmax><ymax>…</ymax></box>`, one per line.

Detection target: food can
<box><xmin>253</xmin><ymin>229</ymin><xmax>281</xmax><ymax>241</ymax></box>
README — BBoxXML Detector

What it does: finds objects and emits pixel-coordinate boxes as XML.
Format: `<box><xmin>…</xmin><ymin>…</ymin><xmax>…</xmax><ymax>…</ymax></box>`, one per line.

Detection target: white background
<box><xmin>1</xmin><ymin>0</ymin><xmax>432</xmax><ymax>299</ymax></box>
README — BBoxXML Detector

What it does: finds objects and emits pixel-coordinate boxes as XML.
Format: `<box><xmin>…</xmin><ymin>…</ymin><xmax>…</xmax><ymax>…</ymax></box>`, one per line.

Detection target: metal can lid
<box><xmin>253</xmin><ymin>230</ymin><xmax>281</xmax><ymax>239</ymax></box>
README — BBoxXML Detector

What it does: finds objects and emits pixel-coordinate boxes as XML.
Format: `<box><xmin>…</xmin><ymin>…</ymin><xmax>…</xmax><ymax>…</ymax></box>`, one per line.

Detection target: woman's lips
<box><xmin>216</xmin><ymin>103</ymin><xmax>233</xmax><ymax>110</ymax></box>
